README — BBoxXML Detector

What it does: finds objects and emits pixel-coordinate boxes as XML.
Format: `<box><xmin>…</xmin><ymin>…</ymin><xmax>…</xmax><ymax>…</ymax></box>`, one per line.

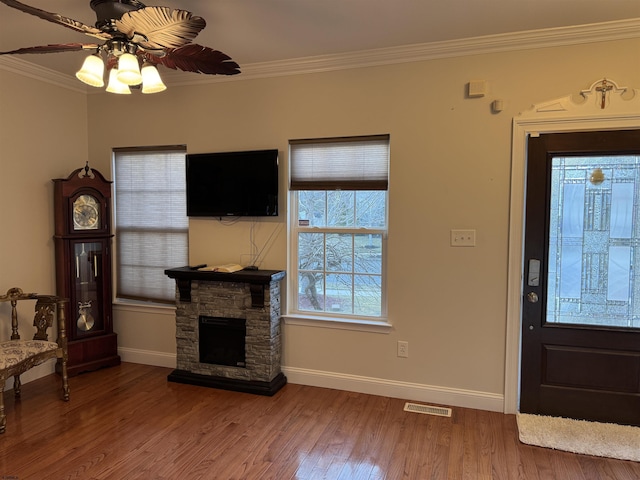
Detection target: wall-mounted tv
<box><xmin>186</xmin><ymin>149</ymin><xmax>279</xmax><ymax>217</ymax></box>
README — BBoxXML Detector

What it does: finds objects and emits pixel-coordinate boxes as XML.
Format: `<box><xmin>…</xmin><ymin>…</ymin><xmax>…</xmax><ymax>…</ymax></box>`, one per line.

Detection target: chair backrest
<box><xmin>0</xmin><ymin>288</ymin><xmax>66</xmax><ymax>343</ymax></box>
<box><xmin>33</xmin><ymin>296</ymin><xmax>60</xmax><ymax>341</ymax></box>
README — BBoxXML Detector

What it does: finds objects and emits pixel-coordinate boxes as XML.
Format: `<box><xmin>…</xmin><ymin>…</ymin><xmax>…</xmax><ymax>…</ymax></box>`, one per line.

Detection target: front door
<box><xmin>520</xmin><ymin>129</ymin><xmax>640</xmax><ymax>426</ymax></box>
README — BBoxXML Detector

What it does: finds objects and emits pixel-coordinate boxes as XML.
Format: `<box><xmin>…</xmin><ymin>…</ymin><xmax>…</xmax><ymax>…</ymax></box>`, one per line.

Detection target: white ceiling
<box><xmin>1</xmin><ymin>0</ymin><xmax>639</xmax><ymax>80</ymax></box>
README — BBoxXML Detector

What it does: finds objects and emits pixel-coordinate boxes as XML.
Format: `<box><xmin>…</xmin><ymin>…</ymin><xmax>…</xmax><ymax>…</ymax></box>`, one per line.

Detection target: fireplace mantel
<box><xmin>165</xmin><ymin>267</ymin><xmax>286</xmax><ymax>307</ymax></box>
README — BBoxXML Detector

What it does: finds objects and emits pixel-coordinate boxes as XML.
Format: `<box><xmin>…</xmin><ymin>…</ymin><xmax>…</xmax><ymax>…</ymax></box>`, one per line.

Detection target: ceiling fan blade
<box><xmin>142</xmin><ymin>44</ymin><xmax>240</xmax><ymax>76</ymax></box>
<box><xmin>0</xmin><ymin>0</ymin><xmax>112</xmax><ymax>41</ymax></box>
<box><xmin>0</xmin><ymin>43</ymin><xmax>100</xmax><ymax>55</ymax></box>
<box><xmin>116</xmin><ymin>7</ymin><xmax>206</xmax><ymax>49</ymax></box>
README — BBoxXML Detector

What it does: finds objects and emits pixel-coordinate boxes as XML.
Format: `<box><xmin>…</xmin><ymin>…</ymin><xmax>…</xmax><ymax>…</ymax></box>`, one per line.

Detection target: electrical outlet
<box><xmin>397</xmin><ymin>341</ymin><xmax>409</xmax><ymax>358</ymax></box>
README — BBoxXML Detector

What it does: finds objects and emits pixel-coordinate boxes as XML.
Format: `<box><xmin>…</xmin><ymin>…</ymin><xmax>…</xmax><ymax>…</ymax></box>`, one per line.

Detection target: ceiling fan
<box><xmin>0</xmin><ymin>0</ymin><xmax>240</xmax><ymax>93</ymax></box>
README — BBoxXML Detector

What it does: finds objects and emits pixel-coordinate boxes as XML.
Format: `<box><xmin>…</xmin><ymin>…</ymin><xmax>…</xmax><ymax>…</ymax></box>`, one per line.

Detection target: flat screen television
<box><xmin>186</xmin><ymin>149</ymin><xmax>279</xmax><ymax>217</ymax></box>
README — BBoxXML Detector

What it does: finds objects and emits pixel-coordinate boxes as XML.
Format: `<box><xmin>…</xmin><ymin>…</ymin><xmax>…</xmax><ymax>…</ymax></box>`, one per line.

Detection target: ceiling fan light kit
<box><xmin>0</xmin><ymin>0</ymin><xmax>241</xmax><ymax>94</ymax></box>
<box><xmin>76</xmin><ymin>39</ymin><xmax>165</xmax><ymax>94</ymax></box>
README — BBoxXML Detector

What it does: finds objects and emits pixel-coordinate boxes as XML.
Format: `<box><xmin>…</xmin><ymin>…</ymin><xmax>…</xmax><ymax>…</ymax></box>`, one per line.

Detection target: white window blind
<box><xmin>113</xmin><ymin>146</ymin><xmax>188</xmax><ymax>303</ymax></box>
<box><xmin>290</xmin><ymin>135</ymin><xmax>390</xmax><ymax>190</ymax></box>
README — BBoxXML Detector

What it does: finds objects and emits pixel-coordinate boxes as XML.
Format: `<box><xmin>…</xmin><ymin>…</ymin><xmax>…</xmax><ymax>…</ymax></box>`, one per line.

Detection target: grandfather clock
<box><xmin>53</xmin><ymin>163</ymin><xmax>120</xmax><ymax>376</ymax></box>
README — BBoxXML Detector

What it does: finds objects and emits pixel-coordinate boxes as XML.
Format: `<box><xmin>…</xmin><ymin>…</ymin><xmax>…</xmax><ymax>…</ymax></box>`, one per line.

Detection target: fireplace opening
<box><xmin>199</xmin><ymin>316</ymin><xmax>246</xmax><ymax>367</ymax></box>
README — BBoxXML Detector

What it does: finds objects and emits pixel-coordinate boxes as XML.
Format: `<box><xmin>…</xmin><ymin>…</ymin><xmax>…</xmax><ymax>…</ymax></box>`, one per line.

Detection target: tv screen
<box><xmin>186</xmin><ymin>149</ymin><xmax>279</xmax><ymax>217</ymax></box>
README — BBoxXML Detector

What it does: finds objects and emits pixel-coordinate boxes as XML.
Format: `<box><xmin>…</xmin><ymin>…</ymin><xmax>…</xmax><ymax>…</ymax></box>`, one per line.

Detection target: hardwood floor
<box><xmin>1</xmin><ymin>363</ymin><xmax>638</xmax><ymax>479</ymax></box>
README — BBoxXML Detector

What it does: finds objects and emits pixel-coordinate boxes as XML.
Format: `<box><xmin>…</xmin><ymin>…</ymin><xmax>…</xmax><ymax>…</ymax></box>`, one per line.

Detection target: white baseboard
<box><xmin>117</xmin><ymin>347</ymin><xmax>177</xmax><ymax>369</ymax></box>
<box><xmin>112</xmin><ymin>349</ymin><xmax>503</xmax><ymax>412</ymax></box>
<box><xmin>282</xmin><ymin>366</ymin><xmax>504</xmax><ymax>413</ymax></box>
<box><xmin>4</xmin><ymin>351</ymin><xmax>175</xmax><ymax>390</ymax></box>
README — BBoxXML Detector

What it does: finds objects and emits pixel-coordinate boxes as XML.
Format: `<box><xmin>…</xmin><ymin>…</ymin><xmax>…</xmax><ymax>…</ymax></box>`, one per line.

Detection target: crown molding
<box><xmin>0</xmin><ymin>56</ymin><xmax>88</xmax><ymax>93</ymax></box>
<box><xmin>1</xmin><ymin>18</ymin><xmax>639</xmax><ymax>92</ymax></box>
<box><xmin>167</xmin><ymin>17</ymin><xmax>640</xmax><ymax>86</ymax></box>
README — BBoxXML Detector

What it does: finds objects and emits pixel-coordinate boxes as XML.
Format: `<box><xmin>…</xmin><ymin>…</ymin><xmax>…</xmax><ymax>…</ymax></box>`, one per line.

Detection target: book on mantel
<box><xmin>197</xmin><ymin>264</ymin><xmax>244</xmax><ymax>273</ymax></box>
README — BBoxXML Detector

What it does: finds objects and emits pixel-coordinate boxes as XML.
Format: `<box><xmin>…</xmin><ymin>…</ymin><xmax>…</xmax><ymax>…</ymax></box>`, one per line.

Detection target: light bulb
<box><xmin>76</xmin><ymin>54</ymin><xmax>104</xmax><ymax>87</ymax></box>
<box><xmin>141</xmin><ymin>63</ymin><xmax>167</xmax><ymax>94</ymax></box>
<box><xmin>116</xmin><ymin>53</ymin><xmax>142</xmax><ymax>85</ymax></box>
<box><xmin>106</xmin><ymin>68</ymin><xmax>131</xmax><ymax>94</ymax></box>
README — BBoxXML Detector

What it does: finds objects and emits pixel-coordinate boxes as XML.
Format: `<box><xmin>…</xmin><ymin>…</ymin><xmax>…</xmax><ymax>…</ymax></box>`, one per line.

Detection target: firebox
<box><xmin>199</xmin><ymin>316</ymin><xmax>246</xmax><ymax>367</ymax></box>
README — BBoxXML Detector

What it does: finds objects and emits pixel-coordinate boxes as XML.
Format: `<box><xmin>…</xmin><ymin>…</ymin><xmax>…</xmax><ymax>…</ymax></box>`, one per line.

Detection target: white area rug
<box><xmin>516</xmin><ymin>413</ymin><xmax>640</xmax><ymax>462</ymax></box>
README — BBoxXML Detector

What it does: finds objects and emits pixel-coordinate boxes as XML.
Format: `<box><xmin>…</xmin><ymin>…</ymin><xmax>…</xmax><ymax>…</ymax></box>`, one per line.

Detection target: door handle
<box><xmin>527</xmin><ymin>292</ymin><xmax>539</xmax><ymax>303</ymax></box>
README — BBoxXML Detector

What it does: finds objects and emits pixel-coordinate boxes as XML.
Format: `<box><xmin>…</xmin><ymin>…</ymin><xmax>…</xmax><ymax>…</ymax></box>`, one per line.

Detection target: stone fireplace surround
<box><xmin>165</xmin><ymin>267</ymin><xmax>286</xmax><ymax>395</ymax></box>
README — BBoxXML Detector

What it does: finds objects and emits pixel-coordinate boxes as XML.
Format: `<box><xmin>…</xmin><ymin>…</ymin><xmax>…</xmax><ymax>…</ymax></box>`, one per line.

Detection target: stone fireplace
<box><xmin>165</xmin><ymin>267</ymin><xmax>286</xmax><ymax>395</ymax></box>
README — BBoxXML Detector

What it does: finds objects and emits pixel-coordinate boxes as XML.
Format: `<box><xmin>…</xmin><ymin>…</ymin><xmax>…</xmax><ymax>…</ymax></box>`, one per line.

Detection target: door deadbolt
<box><xmin>527</xmin><ymin>292</ymin><xmax>539</xmax><ymax>303</ymax></box>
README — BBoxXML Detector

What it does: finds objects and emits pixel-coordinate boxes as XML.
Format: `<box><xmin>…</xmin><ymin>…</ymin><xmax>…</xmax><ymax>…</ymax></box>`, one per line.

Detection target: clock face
<box><xmin>73</xmin><ymin>194</ymin><xmax>100</xmax><ymax>230</ymax></box>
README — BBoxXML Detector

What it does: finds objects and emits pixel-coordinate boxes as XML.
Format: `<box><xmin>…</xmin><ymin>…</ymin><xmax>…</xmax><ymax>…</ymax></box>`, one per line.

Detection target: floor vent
<box><xmin>404</xmin><ymin>402</ymin><xmax>452</xmax><ymax>417</ymax></box>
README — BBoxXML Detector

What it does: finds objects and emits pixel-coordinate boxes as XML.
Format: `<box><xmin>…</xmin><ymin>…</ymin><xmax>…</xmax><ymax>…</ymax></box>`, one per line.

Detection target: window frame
<box><xmin>287</xmin><ymin>136</ymin><xmax>391</xmax><ymax>329</ymax></box>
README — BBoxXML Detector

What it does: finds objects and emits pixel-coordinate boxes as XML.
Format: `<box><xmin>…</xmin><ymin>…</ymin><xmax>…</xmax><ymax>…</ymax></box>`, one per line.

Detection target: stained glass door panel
<box><xmin>547</xmin><ymin>156</ymin><xmax>640</xmax><ymax>329</ymax></box>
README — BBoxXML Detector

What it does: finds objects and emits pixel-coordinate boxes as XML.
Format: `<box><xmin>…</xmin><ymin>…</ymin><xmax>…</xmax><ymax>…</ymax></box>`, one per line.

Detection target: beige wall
<box><xmin>2</xmin><ymin>36</ymin><xmax>639</xmax><ymax>407</ymax></box>
<box><xmin>0</xmin><ymin>70</ymin><xmax>90</xmax><ymax>379</ymax></box>
<box><xmin>0</xmin><ymin>70</ymin><xmax>89</xmax><ymax>325</ymax></box>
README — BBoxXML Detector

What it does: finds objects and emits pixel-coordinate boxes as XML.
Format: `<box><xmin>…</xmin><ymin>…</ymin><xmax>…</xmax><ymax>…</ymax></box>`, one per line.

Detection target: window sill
<box><xmin>283</xmin><ymin>314</ymin><xmax>392</xmax><ymax>334</ymax></box>
<box><xmin>113</xmin><ymin>299</ymin><xmax>176</xmax><ymax>316</ymax></box>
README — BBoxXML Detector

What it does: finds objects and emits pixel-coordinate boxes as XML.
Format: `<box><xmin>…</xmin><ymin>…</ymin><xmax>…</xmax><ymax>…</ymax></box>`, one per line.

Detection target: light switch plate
<box><xmin>451</xmin><ymin>229</ymin><xmax>476</xmax><ymax>247</ymax></box>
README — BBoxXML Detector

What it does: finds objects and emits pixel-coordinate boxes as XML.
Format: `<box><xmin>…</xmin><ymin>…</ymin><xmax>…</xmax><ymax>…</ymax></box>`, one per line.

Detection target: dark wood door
<box><xmin>520</xmin><ymin>129</ymin><xmax>640</xmax><ymax>426</ymax></box>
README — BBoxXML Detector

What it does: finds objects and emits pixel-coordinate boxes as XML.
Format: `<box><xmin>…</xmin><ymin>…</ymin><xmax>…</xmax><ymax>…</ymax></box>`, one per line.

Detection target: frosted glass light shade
<box><xmin>116</xmin><ymin>53</ymin><xmax>142</xmax><ymax>85</ymax></box>
<box><xmin>141</xmin><ymin>63</ymin><xmax>167</xmax><ymax>94</ymax></box>
<box><xmin>106</xmin><ymin>68</ymin><xmax>131</xmax><ymax>94</ymax></box>
<box><xmin>76</xmin><ymin>54</ymin><xmax>104</xmax><ymax>87</ymax></box>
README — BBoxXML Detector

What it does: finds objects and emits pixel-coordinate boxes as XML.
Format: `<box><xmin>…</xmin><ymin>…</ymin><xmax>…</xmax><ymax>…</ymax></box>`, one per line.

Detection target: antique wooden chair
<box><xmin>0</xmin><ymin>287</ymin><xmax>69</xmax><ymax>433</ymax></box>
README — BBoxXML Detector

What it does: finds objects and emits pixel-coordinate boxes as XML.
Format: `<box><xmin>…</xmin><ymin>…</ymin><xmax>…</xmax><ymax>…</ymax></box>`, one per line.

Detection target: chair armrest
<box><xmin>54</xmin><ymin>298</ymin><xmax>68</xmax><ymax>349</ymax></box>
<box><xmin>0</xmin><ymin>288</ymin><xmax>38</xmax><ymax>340</ymax></box>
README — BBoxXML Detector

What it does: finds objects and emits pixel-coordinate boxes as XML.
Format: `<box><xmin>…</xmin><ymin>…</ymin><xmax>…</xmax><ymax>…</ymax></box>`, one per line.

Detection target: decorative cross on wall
<box><xmin>595</xmin><ymin>79</ymin><xmax>613</xmax><ymax>109</ymax></box>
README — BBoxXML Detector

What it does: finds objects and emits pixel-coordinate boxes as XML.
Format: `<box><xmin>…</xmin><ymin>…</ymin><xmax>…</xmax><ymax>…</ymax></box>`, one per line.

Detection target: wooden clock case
<box><xmin>53</xmin><ymin>164</ymin><xmax>120</xmax><ymax>376</ymax></box>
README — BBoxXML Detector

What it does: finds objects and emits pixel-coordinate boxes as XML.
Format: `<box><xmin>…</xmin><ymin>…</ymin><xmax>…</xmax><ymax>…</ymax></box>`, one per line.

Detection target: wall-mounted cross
<box><xmin>595</xmin><ymin>79</ymin><xmax>613</xmax><ymax>109</ymax></box>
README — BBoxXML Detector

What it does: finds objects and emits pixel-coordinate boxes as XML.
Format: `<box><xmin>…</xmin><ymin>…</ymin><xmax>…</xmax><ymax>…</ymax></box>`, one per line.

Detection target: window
<box><xmin>289</xmin><ymin>135</ymin><xmax>389</xmax><ymax>321</ymax></box>
<box><xmin>113</xmin><ymin>146</ymin><xmax>188</xmax><ymax>304</ymax></box>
